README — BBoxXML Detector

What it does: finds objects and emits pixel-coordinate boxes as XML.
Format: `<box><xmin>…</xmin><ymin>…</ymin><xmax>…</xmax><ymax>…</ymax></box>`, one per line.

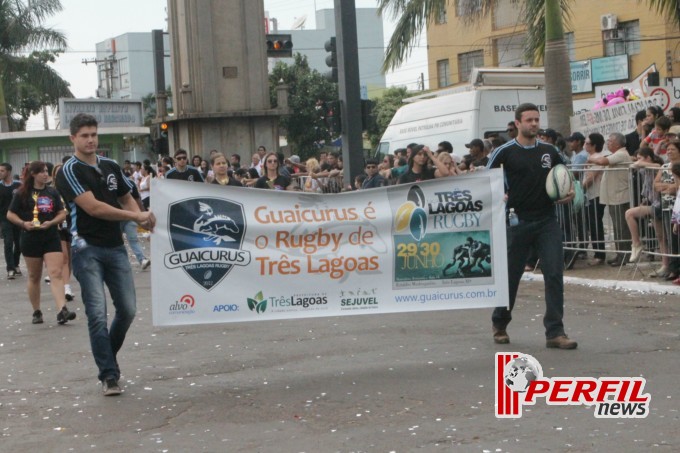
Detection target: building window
<box><xmin>604</xmin><ymin>20</ymin><xmax>640</xmax><ymax>57</ymax></box>
<box><xmin>437</xmin><ymin>59</ymin><xmax>450</xmax><ymax>88</ymax></box>
<box><xmin>436</xmin><ymin>5</ymin><xmax>447</xmax><ymax>24</ymax></box>
<box><xmin>118</xmin><ymin>58</ymin><xmax>130</xmax><ymax>89</ymax></box>
<box><xmin>458</xmin><ymin>50</ymin><xmax>484</xmax><ymax>83</ymax></box>
<box><xmin>456</xmin><ymin>0</ymin><xmax>482</xmax><ymax>16</ymax></box>
<box><xmin>565</xmin><ymin>32</ymin><xmax>575</xmax><ymax>61</ymax></box>
<box><xmin>495</xmin><ymin>34</ymin><xmax>527</xmax><ymax>67</ymax></box>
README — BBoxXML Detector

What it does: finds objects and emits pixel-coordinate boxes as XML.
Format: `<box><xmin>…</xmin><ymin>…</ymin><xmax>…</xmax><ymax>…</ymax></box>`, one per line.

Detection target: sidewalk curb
<box><xmin>521</xmin><ymin>272</ymin><xmax>680</xmax><ymax>295</ymax></box>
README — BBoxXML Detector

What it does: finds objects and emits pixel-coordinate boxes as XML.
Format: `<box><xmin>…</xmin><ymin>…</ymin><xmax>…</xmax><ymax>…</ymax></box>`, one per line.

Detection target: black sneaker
<box><xmin>32</xmin><ymin>310</ymin><xmax>43</xmax><ymax>324</ymax></box>
<box><xmin>102</xmin><ymin>377</ymin><xmax>121</xmax><ymax>396</ymax></box>
<box><xmin>57</xmin><ymin>307</ymin><xmax>76</xmax><ymax>324</ymax></box>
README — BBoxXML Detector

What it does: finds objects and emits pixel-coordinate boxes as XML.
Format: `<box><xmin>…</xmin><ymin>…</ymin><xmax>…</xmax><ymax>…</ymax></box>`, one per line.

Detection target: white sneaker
<box><xmin>141</xmin><ymin>258</ymin><xmax>151</xmax><ymax>270</ymax></box>
<box><xmin>629</xmin><ymin>244</ymin><xmax>643</xmax><ymax>263</ymax></box>
<box><xmin>44</xmin><ymin>275</ymin><xmax>51</xmax><ymax>283</ymax></box>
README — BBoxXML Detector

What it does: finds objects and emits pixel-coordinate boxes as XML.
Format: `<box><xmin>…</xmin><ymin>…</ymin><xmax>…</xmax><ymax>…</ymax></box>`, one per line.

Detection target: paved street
<box><xmin>1</xmin><ymin>256</ymin><xmax>678</xmax><ymax>452</ymax></box>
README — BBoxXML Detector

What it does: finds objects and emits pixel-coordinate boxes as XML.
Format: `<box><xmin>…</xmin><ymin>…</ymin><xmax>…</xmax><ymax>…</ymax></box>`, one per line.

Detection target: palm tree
<box><xmin>0</xmin><ymin>0</ymin><xmax>73</xmax><ymax>132</ymax></box>
<box><xmin>378</xmin><ymin>0</ymin><xmax>574</xmax><ymax>134</ymax></box>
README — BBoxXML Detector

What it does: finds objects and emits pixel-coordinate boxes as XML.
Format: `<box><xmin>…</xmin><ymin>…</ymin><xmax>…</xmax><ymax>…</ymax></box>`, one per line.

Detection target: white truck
<box><xmin>376</xmin><ymin>68</ymin><xmax>548</xmax><ymax>157</ymax></box>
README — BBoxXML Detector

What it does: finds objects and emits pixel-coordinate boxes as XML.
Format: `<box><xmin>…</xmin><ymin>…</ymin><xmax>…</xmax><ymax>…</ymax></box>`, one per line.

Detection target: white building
<box><xmin>95</xmin><ymin>32</ymin><xmax>172</xmax><ymax>100</ymax></box>
<box><xmin>273</xmin><ymin>8</ymin><xmax>386</xmax><ymax>97</ymax></box>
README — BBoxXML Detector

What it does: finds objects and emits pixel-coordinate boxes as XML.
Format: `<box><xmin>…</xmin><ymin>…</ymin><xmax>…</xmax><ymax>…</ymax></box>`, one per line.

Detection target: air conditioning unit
<box><xmin>604</xmin><ymin>29</ymin><xmax>621</xmax><ymax>41</ymax></box>
<box><xmin>601</xmin><ymin>14</ymin><xmax>618</xmax><ymax>31</ymax></box>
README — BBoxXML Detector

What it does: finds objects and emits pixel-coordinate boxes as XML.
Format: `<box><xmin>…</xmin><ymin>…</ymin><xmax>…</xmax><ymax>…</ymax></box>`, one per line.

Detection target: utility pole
<box><xmin>334</xmin><ymin>0</ymin><xmax>364</xmax><ymax>189</ymax></box>
<box><xmin>82</xmin><ymin>57</ymin><xmax>117</xmax><ymax>98</ymax></box>
<box><xmin>152</xmin><ymin>29</ymin><xmax>168</xmax><ymax>118</ymax></box>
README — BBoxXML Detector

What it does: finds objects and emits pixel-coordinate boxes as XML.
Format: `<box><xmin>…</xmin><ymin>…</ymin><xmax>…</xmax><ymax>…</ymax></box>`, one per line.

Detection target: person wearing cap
<box><xmin>506</xmin><ymin>121</ymin><xmax>518</xmax><ymax>140</ymax></box>
<box><xmin>281</xmin><ymin>155</ymin><xmax>302</xmax><ymax>179</ymax></box>
<box><xmin>567</xmin><ymin>132</ymin><xmax>587</xmax><ymax>168</ymax></box>
<box><xmin>458</xmin><ymin>138</ymin><xmax>486</xmax><ymax>172</ymax></box>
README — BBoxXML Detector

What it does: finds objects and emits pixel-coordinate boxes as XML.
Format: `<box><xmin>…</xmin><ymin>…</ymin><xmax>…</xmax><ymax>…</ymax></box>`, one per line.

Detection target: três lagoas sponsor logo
<box><xmin>247</xmin><ymin>290</ymin><xmax>328</xmax><ymax>314</ymax></box>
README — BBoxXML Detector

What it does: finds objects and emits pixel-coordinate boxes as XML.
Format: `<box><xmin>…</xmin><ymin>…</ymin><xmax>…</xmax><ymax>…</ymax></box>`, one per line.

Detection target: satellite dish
<box><xmin>291</xmin><ymin>15</ymin><xmax>307</xmax><ymax>30</ymax></box>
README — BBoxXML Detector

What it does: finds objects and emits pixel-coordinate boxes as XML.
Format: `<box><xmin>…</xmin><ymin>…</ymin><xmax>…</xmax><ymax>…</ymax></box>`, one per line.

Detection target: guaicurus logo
<box><xmin>165</xmin><ymin>198</ymin><xmax>251</xmax><ymax>291</ymax></box>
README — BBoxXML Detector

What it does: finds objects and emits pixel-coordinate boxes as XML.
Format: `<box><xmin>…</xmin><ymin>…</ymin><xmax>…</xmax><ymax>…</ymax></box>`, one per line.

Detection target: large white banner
<box><xmin>150</xmin><ymin>172</ymin><xmax>509</xmax><ymax>326</ymax></box>
<box><xmin>569</xmin><ymin>94</ymin><xmax>664</xmax><ymax>138</ymax></box>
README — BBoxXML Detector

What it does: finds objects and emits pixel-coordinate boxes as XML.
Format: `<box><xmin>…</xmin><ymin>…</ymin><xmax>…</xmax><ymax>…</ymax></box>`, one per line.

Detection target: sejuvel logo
<box><xmin>165</xmin><ymin>198</ymin><xmax>251</xmax><ymax>291</ymax></box>
<box><xmin>495</xmin><ymin>353</ymin><xmax>650</xmax><ymax>419</ymax></box>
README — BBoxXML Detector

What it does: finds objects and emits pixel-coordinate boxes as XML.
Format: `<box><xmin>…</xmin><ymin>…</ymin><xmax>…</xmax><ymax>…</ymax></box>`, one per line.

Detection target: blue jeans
<box><xmin>72</xmin><ymin>241</ymin><xmax>136</xmax><ymax>381</ymax></box>
<box><xmin>121</xmin><ymin>221</ymin><xmax>146</xmax><ymax>264</ymax></box>
<box><xmin>492</xmin><ymin>216</ymin><xmax>566</xmax><ymax>339</ymax></box>
<box><xmin>1</xmin><ymin>219</ymin><xmax>21</xmax><ymax>272</ymax></box>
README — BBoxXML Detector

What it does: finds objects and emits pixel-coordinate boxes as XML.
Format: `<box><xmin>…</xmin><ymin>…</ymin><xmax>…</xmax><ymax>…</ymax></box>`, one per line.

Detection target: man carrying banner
<box><xmin>487</xmin><ymin>103</ymin><xmax>578</xmax><ymax>350</ymax></box>
<box><xmin>56</xmin><ymin>113</ymin><xmax>156</xmax><ymax>396</ymax></box>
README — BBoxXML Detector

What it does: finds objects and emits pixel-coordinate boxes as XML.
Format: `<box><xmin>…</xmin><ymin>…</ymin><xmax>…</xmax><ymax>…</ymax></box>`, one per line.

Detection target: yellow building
<box><xmin>427</xmin><ymin>0</ymin><xmax>680</xmax><ymax>99</ymax></box>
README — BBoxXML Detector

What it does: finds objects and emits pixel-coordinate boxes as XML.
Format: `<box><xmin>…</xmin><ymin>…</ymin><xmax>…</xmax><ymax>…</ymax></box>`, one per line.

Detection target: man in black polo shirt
<box><xmin>56</xmin><ymin>113</ymin><xmax>156</xmax><ymax>396</ymax></box>
<box><xmin>486</xmin><ymin>103</ymin><xmax>577</xmax><ymax>350</ymax></box>
<box><xmin>361</xmin><ymin>158</ymin><xmax>387</xmax><ymax>189</ymax></box>
<box><xmin>165</xmin><ymin>148</ymin><xmax>204</xmax><ymax>182</ymax></box>
<box><xmin>0</xmin><ymin>163</ymin><xmax>22</xmax><ymax>279</ymax></box>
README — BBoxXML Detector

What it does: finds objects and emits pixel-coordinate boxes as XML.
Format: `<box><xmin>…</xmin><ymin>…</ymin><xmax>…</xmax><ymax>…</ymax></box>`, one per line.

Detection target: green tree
<box><xmin>141</xmin><ymin>86</ymin><xmax>173</xmax><ymax>126</ymax></box>
<box><xmin>269</xmin><ymin>54</ymin><xmax>338</xmax><ymax>160</ymax></box>
<box><xmin>0</xmin><ymin>0</ymin><xmax>73</xmax><ymax>131</ymax></box>
<box><xmin>367</xmin><ymin>86</ymin><xmax>410</xmax><ymax>147</ymax></box>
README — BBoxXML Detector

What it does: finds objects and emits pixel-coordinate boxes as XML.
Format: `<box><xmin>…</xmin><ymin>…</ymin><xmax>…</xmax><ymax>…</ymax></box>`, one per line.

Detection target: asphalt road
<box><xmin>1</xmin><ymin>260</ymin><xmax>678</xmax><ymax>452</ymax></box>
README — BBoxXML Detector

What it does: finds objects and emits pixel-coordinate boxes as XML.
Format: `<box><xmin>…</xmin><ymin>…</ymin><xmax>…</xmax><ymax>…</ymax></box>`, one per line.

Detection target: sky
<box><xmin>27</xmin><ymin>0</ymin><xmax>428</xmax><ymax>129</ymax></box>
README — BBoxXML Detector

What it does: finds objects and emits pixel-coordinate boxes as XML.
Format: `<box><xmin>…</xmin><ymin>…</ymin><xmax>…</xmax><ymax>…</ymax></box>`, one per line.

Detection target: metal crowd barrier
<box><xmin>559</xmin><ymin>164</ymin><xmax>679</xmax><ymax>275</ymax></box>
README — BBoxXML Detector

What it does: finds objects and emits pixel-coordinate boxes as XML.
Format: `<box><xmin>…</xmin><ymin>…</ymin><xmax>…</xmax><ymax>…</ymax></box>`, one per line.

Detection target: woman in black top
<box><xmin>398</xmin><ymin>145</ymin><xmax>452</xmax><ymax>184</ymax></box>
<box><xmin>211</xmin><ymin>153</ymin><xmax>242</xmax><ymax>187</ymax></box>
<box><xmin>6</xmin><ymin>161</ymin><xmax>76</xmax><ymax>325</ymax></box>
<box><xmin>255</xmin><ymin>152</ymin><xmax>294</xmax><ymax>190</ymax></box>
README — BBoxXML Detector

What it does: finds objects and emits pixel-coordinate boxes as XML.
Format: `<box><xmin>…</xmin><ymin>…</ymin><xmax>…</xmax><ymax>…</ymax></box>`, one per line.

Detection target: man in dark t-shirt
<box><xmin>487</xmin><ymin>103</ymin><xmax>577</xmax><ymax>350</ymax></box>
<box><xmin>165</xmin><ymin>149</ymin><xmax>204</xmax><ymax>182</ymax></box>
<box><xmin>56</xmin><ymin>113</ymin><xmax>156</xmax><ymax>397</ymax></box>
<box><xmin>0</xmin><ymin>163</ymin><xmax>22</xmax><ymax>278</ymax></box>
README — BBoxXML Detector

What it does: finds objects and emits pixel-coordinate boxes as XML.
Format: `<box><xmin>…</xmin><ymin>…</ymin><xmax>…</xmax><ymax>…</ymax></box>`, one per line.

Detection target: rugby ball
<box><xmin>545</xmin><ymin>164</ymin><xmax>573</xmax><ymax>201</ymax></box>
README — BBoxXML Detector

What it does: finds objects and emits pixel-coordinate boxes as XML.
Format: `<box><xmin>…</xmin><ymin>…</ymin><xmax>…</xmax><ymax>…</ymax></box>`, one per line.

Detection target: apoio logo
<box><xmin>213</xmin><ymin>304</ymin><xmax>239</xmax><ymax>313</ymax></box>
<box><xmin>169</xmin><ymin>294</ymin><xmax>196</xmax><ymax>315</ymax></box>
<box><xmin>165</xmin><ymin>198</ymin><xmax>251</xmax><ymax>291</ymax></box>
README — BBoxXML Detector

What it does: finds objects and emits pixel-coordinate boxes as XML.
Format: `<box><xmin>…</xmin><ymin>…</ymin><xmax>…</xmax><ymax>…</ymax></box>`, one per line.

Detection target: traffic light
<box><xmin>154</xmin><ymin>122</ymin><xmax>169</xmax><ymax>155</ymax></box>
<box><xmin>324</xmin><ymin>37</ymin><xmax>338</xmax><ymax>83</ymax></box>
<box><xmin>326</xmin><ymin>100</ymin><xmax>341</xmax><ymax>135</ymax></box>
<box><xmin>266</xmin><ymin>34</ymin><xmax>293</xmax><ymax>58</ymax></box>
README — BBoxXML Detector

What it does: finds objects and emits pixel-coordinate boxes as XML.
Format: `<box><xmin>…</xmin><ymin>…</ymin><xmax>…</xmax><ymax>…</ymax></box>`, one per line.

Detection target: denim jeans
<box><xmin>121</xmin><ymin>221</ymin><xmax>146</xmax><ymax>264</ymax></box>
<box><xmin>72</xmin><ymin>241</ymin><xmax>136</xmax><ymax>381</ymax></box>
<box><xmin>492</xmin><ymin>216</ymin><xmax>566</xmax><ymax>339</ymax></box>
<box><xmin>1</xmin><ymin>219</ymin><xmax>21</xmax><ymax>271</ymax></box>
